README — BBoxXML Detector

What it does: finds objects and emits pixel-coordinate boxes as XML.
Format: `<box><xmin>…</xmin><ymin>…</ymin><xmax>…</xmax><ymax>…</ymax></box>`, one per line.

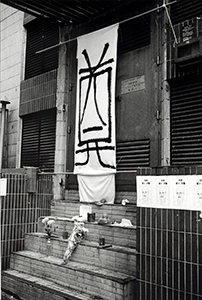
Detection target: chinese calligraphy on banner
<box><xmin>74</xmin><ymin>24</ymin><xmax>118</xmax><ymax>203</ymax></box>
<box><xmin>137</xmin><ymin>175</ymin><xmax>202</xmax><ymax>210</ymax></box>
<box><xmin>74</xmin><ymin>24</ymin><xmax>118</xmax><ymax>175</ymax></box>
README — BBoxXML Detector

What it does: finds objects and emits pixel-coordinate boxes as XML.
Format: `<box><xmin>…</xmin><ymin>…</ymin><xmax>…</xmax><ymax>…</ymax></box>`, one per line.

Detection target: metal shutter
<box><xmin>171</xmin><ymin>79</ymin><xmax>202</xmax><ymax>165</ymax></box>
<box><xmin>171</xmin><ymin>0</ymin><xmax>202</xmax><ymax>25</ymax></box>
<box><xmin>39</xmin><ymin>112</ymin><xmax>56</xmax><ymax>171</ymax></box>
<box><xmin>21</xmin><ymin>117</ymin><xmax>40</xmax><ymax>168</ymax></box>
<box><xmin>116</xmin><ymin>140</ymin><xmax>150</xmax><ymax>170</ymax></box>
<box><xmin>21</xmin><ymin>109</ymin><xmax>56</xmax><ymax>171</ymax></box>
<box><xmin>25</xmin><ymin>18</ymin><xmax>59</xmax><ymax>79</ymax></box>
<box><xmin>118</xmin><ymin>15</ymin><xmax>150</xmax><ymax>55</ymax></box>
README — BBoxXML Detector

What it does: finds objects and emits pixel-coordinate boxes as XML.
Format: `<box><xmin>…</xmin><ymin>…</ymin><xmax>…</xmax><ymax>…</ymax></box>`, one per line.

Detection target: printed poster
<box><xmin>137</xmin><ymin>175</ymin><xmax>202</xmax><ymax>211</ymax></box>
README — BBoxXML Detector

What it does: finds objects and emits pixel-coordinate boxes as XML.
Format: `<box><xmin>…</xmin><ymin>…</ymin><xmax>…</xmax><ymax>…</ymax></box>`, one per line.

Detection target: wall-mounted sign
<box><xmin>180</xmin><ymin>19</ymin><xmax>197</xmax><ymax>44</ymax></box>
<box><xmin>137</xmin><ymin>175</ymin><xmax>202</xmax><ymax>211</ymax></box>
<box><xmin>0</xmin><ymin>178</ymin><xmax>7</xmax><ymax>196</ymax></box>
<box><xmin>121</xmin><ymin>75</ymin><xmax>145</xmax><ymax>95</ymax></box>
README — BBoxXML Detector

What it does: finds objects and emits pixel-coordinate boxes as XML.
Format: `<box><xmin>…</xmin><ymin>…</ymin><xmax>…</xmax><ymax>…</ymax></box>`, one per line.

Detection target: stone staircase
<box><xmin>2</xmin><ymin>201</ymin><xmax>138</xmax><ymax>300</ymax></box>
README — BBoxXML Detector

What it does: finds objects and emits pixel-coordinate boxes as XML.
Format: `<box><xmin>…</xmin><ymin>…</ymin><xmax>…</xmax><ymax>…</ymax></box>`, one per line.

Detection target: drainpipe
<box><xmin>0</xmin><ymin>100</ymin><xmax>10</xmax><ymax>170</ymax></box>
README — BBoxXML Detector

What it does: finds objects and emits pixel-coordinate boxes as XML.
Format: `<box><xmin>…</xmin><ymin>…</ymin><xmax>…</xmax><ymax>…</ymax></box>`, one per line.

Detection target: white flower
<box><xmin>42</xmin><ymin>217</ymin><xmax>49</xmax><ymax>224</ymax></box>
<box><xmin>47</xmin><ymin>220</ymin><xmax>55</xmax><ymax>226</ymax></box>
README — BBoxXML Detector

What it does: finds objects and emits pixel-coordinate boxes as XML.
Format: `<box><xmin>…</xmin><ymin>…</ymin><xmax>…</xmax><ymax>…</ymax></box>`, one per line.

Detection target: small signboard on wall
<box><xmin>137</xmin><ymin>175</ymin><xmax>202</xmax><ymax>211</ymax></box>
<box><xmin>121</xmin><ymin>75</ymin><xmax>145</xmax><ymax>95</ymax></box>
<box><xmin>0</xmin><ymin>179</ymin><xmax>7</xmax><ymax>196</ymax></box>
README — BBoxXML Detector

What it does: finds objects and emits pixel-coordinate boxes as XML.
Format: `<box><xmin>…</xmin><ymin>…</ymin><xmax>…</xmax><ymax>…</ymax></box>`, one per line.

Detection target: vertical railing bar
<box><xmin>36</xmin><ymin>176</ymin><xmax>40</xmax><ymax>232</ymax></box>
<box><xmin>184</xmin><ymin>211</ymin><xmax>187</xmax><ymax>300</ymax></box>
<box><xmin>11</xmin><ymin>174</ymin><xmax>16</xmax><ymax>253</ymax></box>
<box><xmin>139</xmin><ymin>207</ymin><xmax>142</xmax><ymax>300</ymax></box>
<box><xmin>24</xmin><ymin>175</ymin><xmax>27</xmax><ymax>235</ymax></box>
<box><xmin>8</xmin><ymin>174</ymin><xmax>14</xmax><ymax>259</ymax></box>
<box><xmin>196</xmin><ymin>211</ymin><xmax>199</xmax><ymax>298</ymax></box>
<box><xmin>155</xmin><ymin>208</ymin><xmax>157</xmax><ymax>299</ymax></box>
<box><xmin>28</xmin><ymin>193</ymin><xmax>31</xmax><ymax>233</ymax></box>
<box><xmin>28</xmin><ymin>194</ymin><xmax>32</xmax><ymax>233</ymax></box>
<box><xmin>190</xmin><ymin>211</ymin><xmax>193</xmax><ymax>298</ymax></box>
<box><xmin>14</xmin><ymin>174</ymin><xmax>19</xmax><ymax>253</ymax></box>
<box><xmin>21</xmin><ymin>174</ymin><xmax>26</xmax><ymax>248</ymax></box>
<box><xmin>1</xmin><ymin>173</ymin><xmax>6</xmax><ymax>268</ymax></box>
<box><xmin>172</xmin><ymin>210</ymin><xmax>174</xmax><ymax>299</ymax></box>
<box><xmin>150</xmin><ymin>208</ymin><xmax>153</xmax><ymax>298</ymax></box>
<box><xmin>1</xmin><ymin>176</ymin><xmax>6</xmax><ymax>240</ymax></box>
<box><xmin>14</xmin><ymin>174</ymin><xmax>19</xmax><ymax>252</ymax></box>
<box><xmin>178</xmin><ymin>211</ymin><xmax>181</xmax><ymax>300</ymax></box>
<box><xmin>166</xmin><ymin>209</ymin><xmax>168</xmax><ymax>300</ymax></box>
<box><xmin>19</xmin><ymin>174</ymin><xmax>24</xmax><ymax>250</ymax></box>
<box><xmin>178</xmin><ymin>212</ymin><xmax>181</xmax><ymax>299</ymax></box>
<box><xmin>32</xmin><ymin>192</ymin><xmax>35</xmax><ymax>232</ymax></box>
<box><xmin>160</xmin><ymin>208</ymin><xmax>163</xmax><ymax>299</ymax></box>
<box><xmin>145</xmin><ymin>207</ymin><xmax>147</xmax><ymax>300</ymax></box>
<box><xmin>4</xmin><ymin>174</ymin><xmax>10</xmax><ymax>269</ymax></box>
<box><xmin>19</xmin><ymin>174</ymin><xmax>23</xmax><ymax>250</ymax></box>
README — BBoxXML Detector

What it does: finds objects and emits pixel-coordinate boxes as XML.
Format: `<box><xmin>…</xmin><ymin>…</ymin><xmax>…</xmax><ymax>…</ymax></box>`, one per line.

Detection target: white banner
<box><xmin>74</xmin><ymin>24</ymin><xmax>119</xmax><ymax>175</ymax></box>
<box><xmin>137</xmin><ymin>175</ymin><xmax>202</xmax><ymax>211</ymax></box>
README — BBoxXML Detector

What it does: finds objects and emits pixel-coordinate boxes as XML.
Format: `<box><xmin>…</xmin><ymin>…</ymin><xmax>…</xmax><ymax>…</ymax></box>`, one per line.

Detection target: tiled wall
<box><xmin>0</xmin><ymin>4</ymin><xmax>25</xmax><ymax>167</ymax></box>
<box><xmin>19</xmin><ymin>69</ymin><xmax>57</xmax><ymax>116</ymax></box>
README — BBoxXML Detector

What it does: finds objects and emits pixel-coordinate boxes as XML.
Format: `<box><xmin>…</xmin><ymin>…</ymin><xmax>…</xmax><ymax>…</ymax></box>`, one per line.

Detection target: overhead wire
<box><xmin>36</xmin><ymin>0</ymin><xmax>178</xmax><ymax>54</ymax></box>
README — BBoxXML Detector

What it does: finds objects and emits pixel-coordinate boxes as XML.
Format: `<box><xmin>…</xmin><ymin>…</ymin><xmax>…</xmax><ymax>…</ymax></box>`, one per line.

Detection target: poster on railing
<box><xmin>137</xmin><ymin>175</ymin><xmax>202</xmax><ymax>211</ymax></box>
<box><xmin>0</xmin><ymin>178</ymin><xmax>7</xmax><ymax>196</ymax></box>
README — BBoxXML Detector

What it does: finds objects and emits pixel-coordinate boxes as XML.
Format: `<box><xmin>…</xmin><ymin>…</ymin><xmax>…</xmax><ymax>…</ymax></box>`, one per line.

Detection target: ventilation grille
<box><xmin>118</xmin><ymin>16</ymin><xmax>150</xmax><ymax>55</ymax></box>
<box><xmin>171</xmin><ymin>0</ymin><xmax>202</xmax><ymax>24</ymax></box>
<box><xmin>25</xmin><ymin>18</ymin><xmax>59</xmax><ymax>79</ymax></box>
<box><xmin>171</xmin><ymin>80</ymin><xmax>202</xmax><ymax>165</ymax></box>
<box><xmin>116</xmin><ymin>140</ymin><xmax>150</xmax><ymax>170</ymax></box>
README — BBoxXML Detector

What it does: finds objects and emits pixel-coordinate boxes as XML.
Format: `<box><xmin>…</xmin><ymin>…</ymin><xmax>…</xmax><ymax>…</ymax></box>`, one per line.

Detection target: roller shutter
<box><xmin>118</xmin><ymin>15</ymin><xmax>150</xmax><ymax>54</ymax></box>
<box><xmin>21</xmin><ymin>109</ymin><xmax>56</xmax><ymax>171</ymax></box>
<box><xmin>25</xmin><ymin>18</ymin><xmax>59</xmax><ymax>79</ymax></box>
<box><xmin>171</xmin><ymin>78</ymin><xmax>202</xmax><ymax>165</ymax></box>
<box><xmin>171</xmin><ymin>0</ymin><xmax>202</xmax><ymax>25</ymax></box>
<box><xmin>116</xmin><ymin>140</ymin><xmax>150</xmax><ymax>170</ymax></box>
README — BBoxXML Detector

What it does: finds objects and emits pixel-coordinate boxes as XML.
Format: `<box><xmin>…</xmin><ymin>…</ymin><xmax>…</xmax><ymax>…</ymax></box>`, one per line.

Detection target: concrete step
<box><xmin>38</xmin><ymin>217</ymin><xmax>136</xmax><ymax>248</ymax></box>
<box><xmin>2</xmin><ymin>269</ymin><xmax>94</xmax><ymax>300</ymax></box>
<box><xmin>9</xmin><ymin>250</ymin><xmax>136</xmax><ymax>300</ymax></box>
<box><xmin>63</xmin><ymin>190</ymin><xmax>136</xmax><ymax>205</ymax></box>
<box><xmin>51</xmin><ymin>200</ymin><xmax>136</xmax><ymax>225</ymax></box>
<box><xmin>25</xmin><ymin>233</ymin><xmax>136</xmax><ymax>276</ymax></box>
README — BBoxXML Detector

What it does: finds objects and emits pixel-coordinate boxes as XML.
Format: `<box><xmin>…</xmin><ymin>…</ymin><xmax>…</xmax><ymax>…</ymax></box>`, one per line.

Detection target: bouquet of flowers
<box><xmin>62</xmin><ymin>221</ymin><xmax>88</xmax><ymax>264</ymax></box>
<box><xmin>42</xmin><ymin>217</ymin><xmax>56</xmax><ymax>238</ymax></box>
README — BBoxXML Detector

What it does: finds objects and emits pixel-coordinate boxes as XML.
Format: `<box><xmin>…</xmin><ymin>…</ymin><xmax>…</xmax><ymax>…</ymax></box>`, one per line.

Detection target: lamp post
<box><xmin>0</xmin><ymin>100</ymin><xmax>10</xmax><ymax>170</ymax></box>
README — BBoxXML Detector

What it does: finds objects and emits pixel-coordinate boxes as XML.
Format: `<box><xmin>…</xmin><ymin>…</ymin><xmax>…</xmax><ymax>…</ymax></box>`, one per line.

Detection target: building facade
<box><xmin>1</xmin><ymin>0</ymin><xmax>202</xmax><ymax>199</ymax></box>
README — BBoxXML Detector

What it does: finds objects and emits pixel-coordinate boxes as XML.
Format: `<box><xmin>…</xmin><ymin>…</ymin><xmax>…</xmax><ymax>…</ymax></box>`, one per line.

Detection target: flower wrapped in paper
<box><xmin>62</xmin><ymin>221</ymin><xmax>88</xmax><ymax>264</ymax></box>
<box><xmin>42</xmin><ymin>217</ymin><xmax>56</xmax><ymax>238</ymax></box>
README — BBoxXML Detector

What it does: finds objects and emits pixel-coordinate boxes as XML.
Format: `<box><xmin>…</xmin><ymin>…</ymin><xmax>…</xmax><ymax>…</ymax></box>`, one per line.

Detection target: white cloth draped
<box><xmin>77</xmin><ymin>174</ymin><xmax>115</xmax><ymax>204</ymax></box>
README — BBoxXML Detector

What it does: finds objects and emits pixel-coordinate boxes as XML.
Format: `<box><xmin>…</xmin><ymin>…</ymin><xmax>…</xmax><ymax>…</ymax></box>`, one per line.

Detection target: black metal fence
<box><xmin>136</xmin><ymin>167</ymin><xmax>202</xmax><ymax>299</ymax></box>
<box><xmin>1</xmin><ymin>170</ymin><xmax>52</xmax><ymax>270</ymax></box>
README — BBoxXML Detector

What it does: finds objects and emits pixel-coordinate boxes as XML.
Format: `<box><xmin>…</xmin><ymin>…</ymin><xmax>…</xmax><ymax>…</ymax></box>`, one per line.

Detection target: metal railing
<box><xmin>136</xmin><ymin>166</ymin><xmax>202</xmax><ymax>300</ymax></box>
<box><xmin>1</xmin><ymin>170</ymin><xmax>53</xmax><ymax>270</ymax></box>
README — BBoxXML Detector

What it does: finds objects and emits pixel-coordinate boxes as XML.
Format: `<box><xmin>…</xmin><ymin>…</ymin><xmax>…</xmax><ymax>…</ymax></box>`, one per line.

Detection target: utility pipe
<box><xmin>0</xmin><ymin>100</ymin><xmax>10</xmax><ymax>170</ymax></box>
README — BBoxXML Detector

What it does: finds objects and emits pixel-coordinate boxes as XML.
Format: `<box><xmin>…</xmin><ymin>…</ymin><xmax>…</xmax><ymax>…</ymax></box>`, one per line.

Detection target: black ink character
<box><xmin>75</xmin><ymin>43</ymin><xmax>115</xmax><ymax>169</ymax></box>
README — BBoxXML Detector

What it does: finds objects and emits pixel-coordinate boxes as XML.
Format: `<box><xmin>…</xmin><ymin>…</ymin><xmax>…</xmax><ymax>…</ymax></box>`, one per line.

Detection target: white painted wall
<box><xmin>0</xmin><ymin>3</ymin><xmax>26</xmax><ymax>168</ymax></box>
